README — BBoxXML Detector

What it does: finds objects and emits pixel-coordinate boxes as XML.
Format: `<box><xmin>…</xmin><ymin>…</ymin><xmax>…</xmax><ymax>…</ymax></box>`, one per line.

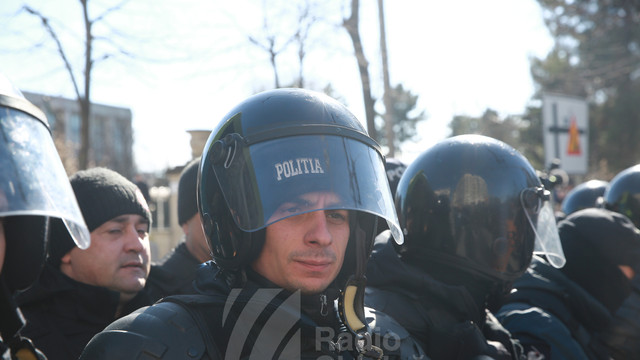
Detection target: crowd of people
<box><xmin>1</xmin><ymin>76</ymin><xmax>639</xmax><ymax>359</ymax></box>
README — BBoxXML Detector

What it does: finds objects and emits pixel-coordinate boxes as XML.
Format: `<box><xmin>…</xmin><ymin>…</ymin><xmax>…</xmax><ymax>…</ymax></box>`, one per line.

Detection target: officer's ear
<box><xmin>619</xmin><ymin>265</ymin><xmax>635</xmax><ymax>280</ymax></box>
<box><xmin>59</xmin><ymin>251</ymin><xmax>74</xmax><ymax>274</ymax></box>
<box><xmin>60</xmin><ymin>252</ymin><xmax>72</xmax><ymax>264</ymax></box>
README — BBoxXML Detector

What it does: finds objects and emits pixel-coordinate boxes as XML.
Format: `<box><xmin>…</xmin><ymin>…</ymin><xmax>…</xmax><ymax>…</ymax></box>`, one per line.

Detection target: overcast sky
<box><xmin>1</xmin><ymin>0</ymin><xmax>554</xmax><ymax>173</ymax></box>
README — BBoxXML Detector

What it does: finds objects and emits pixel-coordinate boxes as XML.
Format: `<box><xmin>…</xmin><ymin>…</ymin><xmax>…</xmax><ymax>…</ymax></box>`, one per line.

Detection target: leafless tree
<box><xmin>343</xmin><ymin>0</ymin><xmax>377</xmax><ymax>139</ymax></box>
<box><xmin>293</xmin><ymin>2</ymin><xmax>317</xmax><ymax>88</ymax></box>
<box><xmin>23</xmin><ymin>0</ymin><xmax>130</xmax><ymax>170</ymax></box>
<box><xmin>247</xmin><ymin>0</ymin><xmax>322</xmax><ymax>89</ymax></box>
<box><xmin>377</xmin><ymin>0</ymin><xmax>395</xmax><ymax>156</ymax></box>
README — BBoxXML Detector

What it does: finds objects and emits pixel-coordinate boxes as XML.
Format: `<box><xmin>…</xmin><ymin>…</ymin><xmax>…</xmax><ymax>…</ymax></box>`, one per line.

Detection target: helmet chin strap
<box><xmin>337</xmin><ymin>225</ymin><xmax>383</xmax><ymax>359</ymax></box>
<box><xmin>0</xmin><ymin>277</ymin><xmax>43</xmax><ymax>360</ymax></box>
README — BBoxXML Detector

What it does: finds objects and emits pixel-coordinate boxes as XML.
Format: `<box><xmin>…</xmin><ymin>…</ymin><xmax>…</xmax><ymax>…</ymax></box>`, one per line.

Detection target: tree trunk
<box><xmin>378</xmin><ymin>0</ymin><xmax>394</xmax><ymax>156</ymax></box>
<box><xmin>344</xmin><ymin>0</ymin><xmax>377</xmax><ymax>139</ymax></box>
<box><xmin>79</xmin><ymin>0</ymin><xmax>92</xmax><ymax>170</ymax></box>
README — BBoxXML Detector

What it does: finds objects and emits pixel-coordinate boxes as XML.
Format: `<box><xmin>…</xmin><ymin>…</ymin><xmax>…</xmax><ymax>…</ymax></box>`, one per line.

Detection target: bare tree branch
<box><xmin>23</xmin><ymin>6</ymin><xmax>82</xmax><ymax>100</ymax></box>
<box><xmin>343</xmin><ymin>0</ymin><xmax>376</xmax><ymax>138</ymax></box>
<box><xmin>93</xmin><ymin>0</ymin><xmax>131</xmax><ymax>23</ymax></box>
<box><xmin>378</xmin><ymin>0</ymin><xmax>394</xmax><ymax>156</ymax></box>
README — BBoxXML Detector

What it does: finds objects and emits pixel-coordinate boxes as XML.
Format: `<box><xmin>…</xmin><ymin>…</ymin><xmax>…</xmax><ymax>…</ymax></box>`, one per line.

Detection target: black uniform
<box><xmin>81</xmin><ymin>261</ymin><xmax>425</xmax><ymax>359</ymax></box>
<box><xmin>366</xmin><ymin>233</ymin><xmax>522</xmax><ymax>360</ymax></box>
<box><xmin>496</xmin><ymin>256</ymin><xmax>612</xmax><ymax>359</ymax></box>
<box><xmin>593</xmin><ymin>279</ymin><xmax>640</xmax><ymax>359</ymax></box>
<box><xmin>146</xmin><ymin>242</ymin><xmax>202</xmax><ymax>302</ymax></box>
<box><xmin>16</xmin><ymin>263</ymin><xmax>150</xmax><ymax>360</ymax></box>
<box><xmin>498</xmin><ymin>208</ymin><xmax>640</xmax><ymax>359</ymax></box>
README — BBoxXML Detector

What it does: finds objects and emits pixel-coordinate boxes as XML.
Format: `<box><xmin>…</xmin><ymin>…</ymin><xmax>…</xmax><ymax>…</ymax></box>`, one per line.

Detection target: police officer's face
<box><xmin>253</xmin><ymin>192</ymin><xmax>350</xmax><ymax>294</ymax></box>
<box><xmin>60</xmin><ymin>214</ymin><xmax>150</xmax><ymax>301</ymax></box>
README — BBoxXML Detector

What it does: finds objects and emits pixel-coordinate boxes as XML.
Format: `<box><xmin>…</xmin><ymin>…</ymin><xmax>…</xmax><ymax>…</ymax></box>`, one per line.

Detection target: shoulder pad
<box><xmin>365</xmin><ymin>307</ymin><xmax>428</xmax><ymax>359</ymax></box>
<box><xmin>80</xmin><ymin>302</ymin><xmax>211</xmax><ymax>359</ymax></box>
<box><xmin>365</xmin><ymin>306</ymin><xmax>409</xmax><ymax>339</ymax></box>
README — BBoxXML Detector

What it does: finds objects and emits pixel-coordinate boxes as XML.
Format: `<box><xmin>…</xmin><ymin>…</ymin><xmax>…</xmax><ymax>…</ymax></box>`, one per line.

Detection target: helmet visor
<box><xmin>209</xmin><ymin>134</ymin><xmax>403</xmax><ymax>244</ymax></box>
<box><xmin>521</xmin><ymin>186</ymin><xmax>566</xmax><ymax>268</ymax></box>
<box><xmin>0</xmin><ymin>107</ymin><xmax>90</xmax><ymax>249</ymax></box>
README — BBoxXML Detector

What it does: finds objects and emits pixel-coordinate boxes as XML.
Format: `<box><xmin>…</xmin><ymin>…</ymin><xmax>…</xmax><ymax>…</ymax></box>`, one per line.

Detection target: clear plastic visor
<box><xmin>521</xmin><ymin>187</ymin><xmax>566</xmax><ymax>268</ymax></box>
<box><xmin>211</xmin><ymin>134</ymin><xmax>403</xmax><ymax>245</ymax></box>
<box><xmin>0</xmin><ymin>108</ymin><xmax>90</xmax><ymax>249</ymax></box>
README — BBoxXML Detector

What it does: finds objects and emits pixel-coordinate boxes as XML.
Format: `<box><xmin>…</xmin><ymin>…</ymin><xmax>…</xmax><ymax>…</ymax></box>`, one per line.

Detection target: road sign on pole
<box><xmin>542</xmin><ymin>93</ymin><xmax>589</xmax><ymax>175</ymax></box>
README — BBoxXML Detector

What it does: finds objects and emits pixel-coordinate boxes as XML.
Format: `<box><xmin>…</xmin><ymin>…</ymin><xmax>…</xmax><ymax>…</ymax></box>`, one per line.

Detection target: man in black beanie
<box><xmin>497</xmin><ymin>207</ymin><xmax>640</xmax><ymax>359</ymax></box>
<box><xmin>15</xmin><ymin>167</ymin><xmax>152</xmax><ymax>360</ymax></box>
<box><xmin>146</xmin><ymin>157</ymin><xmax>210</xmax><ymax>302</ymax></box>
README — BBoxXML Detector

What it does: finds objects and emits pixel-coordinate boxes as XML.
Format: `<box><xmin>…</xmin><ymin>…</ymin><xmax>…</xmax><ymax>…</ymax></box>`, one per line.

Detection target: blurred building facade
<box><xmin>25</xmin><ymin>89</ymin><xmax>209</xmax><ymax>262</ymax></box>
<box><xmin>148</xmin><ymin>130</ymin><xmax>211</xmax><ymax>261</ymax></box>
<box><xmin>24</xmin><ymin>92</ymin><xmax>134</xmax><ymax>178</ymax></box>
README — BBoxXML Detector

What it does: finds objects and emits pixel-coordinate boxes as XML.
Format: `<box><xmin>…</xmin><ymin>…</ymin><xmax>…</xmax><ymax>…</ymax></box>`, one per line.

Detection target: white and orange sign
<box><xmin>542</xmin><ymin>93</ymin><xmax>589</xmax><ymax>174</ymax></box>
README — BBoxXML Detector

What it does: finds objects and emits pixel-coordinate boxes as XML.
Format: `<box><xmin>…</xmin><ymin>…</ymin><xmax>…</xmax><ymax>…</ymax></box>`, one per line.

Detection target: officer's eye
<box><xmin>326</xmin><ymin>210</ymin><xmax>348</xmax><ymax>224</ymax></box>
<box><xmin>137</xmin><ymin>228</ymin><xmax>149</xmax><ymax>237</ymax></box>
<box><xmin>276</xmin><ymin>199</ymin><xmax>311</xmax><ymax>215</ymax></box>
<box><xmin>284</xmin><ymin>205</ymin><xmax>302</xmax><ymax>213</ymax></box>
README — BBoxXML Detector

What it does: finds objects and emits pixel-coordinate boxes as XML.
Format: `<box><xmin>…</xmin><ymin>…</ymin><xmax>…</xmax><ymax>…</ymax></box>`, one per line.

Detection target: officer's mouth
<box><xmin>121</xmin><ymin>261</ymin><xmax>144</xmax><ymax>269</ymax></box>
<box><xmin>294</xmin><ymin>259</ymin><xmax>333</xmax><ymax>272</ymax></box>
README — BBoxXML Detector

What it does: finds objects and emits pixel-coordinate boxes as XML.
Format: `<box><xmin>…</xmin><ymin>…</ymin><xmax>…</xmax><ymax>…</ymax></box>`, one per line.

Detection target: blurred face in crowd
<box><xmin>183</xmin><ymin>213</ymin><xmax>211</xmax><ymax>263</ymax></box>
<box><xmin>61</xmin><ymin>214</ymin><xmax>150</xmax><ymax>302</ymax></box>
<box><xmin>252</xmin><ymin>191</ymin><xmax>350</xmax><ymax>294</ymax></box>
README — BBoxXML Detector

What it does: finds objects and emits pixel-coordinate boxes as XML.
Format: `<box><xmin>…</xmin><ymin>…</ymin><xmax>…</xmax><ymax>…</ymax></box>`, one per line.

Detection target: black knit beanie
<box><xmin>178</xmin><ymin>157</ymin><xmax>200</xmax><ymax>225</ymax></box>
<box><xmin>47</xmin><ymin>167</ymin><xmax>152</xmax><ymax>267</ymax></box>
<box><xmin>558</xmin><ymin>208</ymin><xmax>640</xmax><ymax>312</ymax></box>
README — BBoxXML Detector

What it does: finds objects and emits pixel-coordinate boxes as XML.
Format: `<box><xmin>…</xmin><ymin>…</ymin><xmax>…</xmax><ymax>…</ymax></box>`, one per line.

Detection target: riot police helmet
<box><xmin>604</xmin><ymin>164</ymin><xmax>640</xmax><ymax>229</ymax></box>
<box><xmin>198</xmin><ymin>88</ymin><xmax>403</xmax><ymax>284</ymax></box>
<box><xmin>561</xmin><ymin>179</ymin><xmax>608</xmax><ymax>216</ymax></box>
<box><xmin>394</xmin><ymin>135</ymin><xmax>565</xmax><ymax>285</ymax></box>
<box><xmin>0</xmin><ymin>73</ymin><xmax>89</xmax><ymax>292</ymax></box>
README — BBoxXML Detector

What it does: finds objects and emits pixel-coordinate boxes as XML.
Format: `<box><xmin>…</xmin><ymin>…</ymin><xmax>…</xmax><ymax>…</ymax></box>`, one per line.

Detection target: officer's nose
<box><xmin>304</xmin><ymin>210</ymin><xmax>332</xmax><ymax>247</ymax></box>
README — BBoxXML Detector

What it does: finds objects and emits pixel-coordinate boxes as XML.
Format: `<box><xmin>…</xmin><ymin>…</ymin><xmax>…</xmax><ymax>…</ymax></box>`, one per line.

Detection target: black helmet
<box><xmin>199</xmin><ymin>88</ymin><xmax>402</xmax><ymax>279</ymax></box>
<box><xmin>604</xmin><ymin>165</ymin><xmax>640</xmax><ymax>229</ymax></box>
<box><xmin>0</xmin><ymin>74</ymin><xmax>90</xmax><ymax>292</ymax></box>
<box><xmin>395</xmin><ymin>135</ymin><xmax>565</xmax><ymax>284</ymax></box>
<box><xmin>561</xmin><ymin>179</ymin><xmax>608</xmax><ymax>216</ymax></box>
